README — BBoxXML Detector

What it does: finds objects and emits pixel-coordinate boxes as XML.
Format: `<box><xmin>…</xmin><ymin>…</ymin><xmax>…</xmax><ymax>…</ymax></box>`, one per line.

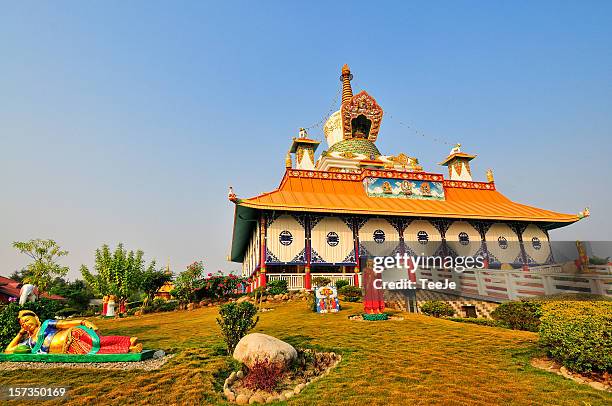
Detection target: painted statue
<box><xmin>19</xmin><ymin>284</ymin><xmax>37</xmax><ymax>306</ymax></box>
<box><xmin>4</xmin><ymin>310</ymin><xmax>142</xmax><ymax>355</ymax></box>
<box><xmin>106</xmin><ymin>295</ymin><xmax>116</xmax><ymax>317</ymax></box>
<box><xmin>315</xmin><ymin>285</ymin><xmax>340</xmax><ymax>313</ymax></box>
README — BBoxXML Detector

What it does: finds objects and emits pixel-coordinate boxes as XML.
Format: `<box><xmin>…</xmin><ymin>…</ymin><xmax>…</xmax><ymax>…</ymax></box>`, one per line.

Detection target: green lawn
<box><xmin>1</xmin><ymin>300</ymin><xmax>610</xmax><ymax>405</ymax></box>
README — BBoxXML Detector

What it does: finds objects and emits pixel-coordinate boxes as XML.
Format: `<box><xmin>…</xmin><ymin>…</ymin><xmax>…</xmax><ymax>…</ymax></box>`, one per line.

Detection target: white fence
<box><xmin>266</xmin><ymin>273</ymin><xmax>358</xmax><ymax>291</ymax></box>
<box><xmin>415</xmin><ymin>267</ymin><xmax>612</xmax><ymax>302</ymax></box>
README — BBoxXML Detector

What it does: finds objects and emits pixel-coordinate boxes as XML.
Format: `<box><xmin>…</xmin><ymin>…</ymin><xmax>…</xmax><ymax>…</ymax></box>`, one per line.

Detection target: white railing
<box><xmin>267</xmin><ymin>274</ymin><xmax>305</xmax><ymax>290</ymax></box>
<box><xmin>414</xmin><ymin>267</ymin><xmax>612</xmax><ymax>302</ymax></box>
<box><xmin>266</xmin><ymin>273</ymin><xmax>359</xmax><ymax>290</ymax></box>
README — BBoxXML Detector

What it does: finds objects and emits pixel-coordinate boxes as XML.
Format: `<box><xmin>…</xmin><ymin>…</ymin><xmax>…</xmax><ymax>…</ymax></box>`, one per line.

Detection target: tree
<box><xmin>8</xmin><ymin>269</ymin><xmax>31</xmax><ymax>283</ymax></box>
<box><xmin>172</xmin><ymin>261</ymin><xmax>205</xmax><ymax>304</ymax></box>
<box><xmin>48</xmin><ymin>278</ymin><xmax>94</xmax><ymax>311</ymax></box>
<box><xmin>140</xmin><ymin>268</ymin><xmax>173</xmax><ymax>302</ymax></box>
<box><xmin>12</xmin><ymin>239</ymin><xmax>69</xmax><ymax>295</ymax></box>
<box><xmin>80</xmin><ymin>243</ymin><xmax>153</xmax><ymax>301</ymax></box>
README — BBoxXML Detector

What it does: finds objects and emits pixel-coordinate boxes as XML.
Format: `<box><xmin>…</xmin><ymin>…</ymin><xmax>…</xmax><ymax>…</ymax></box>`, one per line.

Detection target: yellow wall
<box><xmin>445</xmin><ymin>221</ymin><xmax>481</xmax><ymax>257</ymax></box>
<box><xmin>404</xmin><ymin>220</ymin><xmax>441</xmax><ymax>257</ymax></box>
<box><xmin>522</xmin><ymin>224</ymin><xmax>550</xmax><ymax>264</ymax></box>
<box><xmin>485</xmin><ymin>223</ymin><xmax>520</xmax><ymax>264</ymax></box>
<box><xmin>266</xmin><ymin>214</ymin><xmax>306</xmax><ymax>263</ymax></box>
<box><xmin>311</xmin><ymin>217</ymin><xmax>354</xmax><ymax>263</ymax></box>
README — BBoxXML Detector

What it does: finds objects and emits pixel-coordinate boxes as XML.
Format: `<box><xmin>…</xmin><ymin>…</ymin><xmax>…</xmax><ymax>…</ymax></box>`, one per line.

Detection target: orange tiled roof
<box><xmin>236</xmin><ymin>169</ymin><xmax>579</xmax><ymax>225</ymax></box>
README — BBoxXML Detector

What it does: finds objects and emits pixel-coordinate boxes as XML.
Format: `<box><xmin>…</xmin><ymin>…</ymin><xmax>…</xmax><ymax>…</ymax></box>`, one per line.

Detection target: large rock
<box><xmin>233</xmin><ymin>333</ymin><xmax>297</xmax><ymax>370</ymax></box>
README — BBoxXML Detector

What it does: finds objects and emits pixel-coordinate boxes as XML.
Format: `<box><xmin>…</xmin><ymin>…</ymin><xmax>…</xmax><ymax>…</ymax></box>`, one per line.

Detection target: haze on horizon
<box><xmin>1</xmin><ymin>2</ymin><xmax>611</xmax><ymax>280</ymax></box>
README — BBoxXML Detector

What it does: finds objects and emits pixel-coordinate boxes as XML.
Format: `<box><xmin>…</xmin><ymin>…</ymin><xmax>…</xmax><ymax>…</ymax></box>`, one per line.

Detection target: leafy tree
<box><xmin>8</xmin><ymin>269</ymin><xmax>31</xmax><ymax>283</ymax></box>
<box><xmin>12</xmin><ymin>239</ymin><xmax>69</xmax><ymax>295</ymax></box>
<box><xmin>171</xmin><ymin>261</ymin><xmax>205</xmax><ymax>304</ymax></box>
<box><xmin>47</xmin><ymin>278</ymin><xmax>94</xmax><ymax>311</ymax></box>
<box><xmin>140</xmin><ymin>268</ymin><xmax>173</xmax><ymax>302</ymax></box>
<box><xmin>80</xmin><ymin>243</ymin><xmax>154</xmax><ymax>301</ymax></box>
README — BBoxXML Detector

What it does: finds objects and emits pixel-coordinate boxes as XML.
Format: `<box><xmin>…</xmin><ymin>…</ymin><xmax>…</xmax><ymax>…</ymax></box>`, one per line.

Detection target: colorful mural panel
<box><xmin>363</xmin><ymin>177</ymin><xmax>445</xmax><ymax>200</ymax></box>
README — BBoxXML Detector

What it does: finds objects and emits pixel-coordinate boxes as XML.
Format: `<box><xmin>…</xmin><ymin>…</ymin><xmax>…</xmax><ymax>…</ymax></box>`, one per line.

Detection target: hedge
<box><xmin>490</xmin><ymin>300</ymin><xmax>542</xmax><ymax>332</ymax></box>
<box><xmin>539</xmin><ymin>301</ymin><xmax>612</xmax><ymax>373</ymax></box>
<box><xmin>420</xmin><ymin>300</ymin><xmax>454</xmax><ymax>318</ymax></box>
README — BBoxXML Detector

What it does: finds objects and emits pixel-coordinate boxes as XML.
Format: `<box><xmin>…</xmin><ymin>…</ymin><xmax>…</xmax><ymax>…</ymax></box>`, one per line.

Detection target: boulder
<box><xmin>233</xmin><ymin>333</ymin><xmax>297</xmax><ymax>370</ymax></box>
<box><xmin>236</xmin><ymin>394</ymin><xmax>249</xmax><ymax>405</ymax></box>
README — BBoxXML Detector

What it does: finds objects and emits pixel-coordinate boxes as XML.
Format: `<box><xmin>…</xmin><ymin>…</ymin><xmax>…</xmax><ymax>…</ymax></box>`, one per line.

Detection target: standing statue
<box><xmin>4</xmin><ymin>310</ymin><xmax>142</xmax><ymax>354</ymax></box>
<box><xmin>106</xmin><ymin>295</ymin><xmax>116</xmax><ymax>317</ymax></box>
<box><xmin>19</xmin><ymin>284</ymin><xmax>37</xmax><ymax>306</ymax></box>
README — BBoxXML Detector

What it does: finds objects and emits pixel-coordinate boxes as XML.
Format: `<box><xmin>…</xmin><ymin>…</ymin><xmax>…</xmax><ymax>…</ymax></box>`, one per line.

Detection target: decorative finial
<box><xmin>578</xmin><ymin>207</ymin><xmax>590</xmax><ymax>219</ymax></box>
<box><xmin>486</xmin><ymin>169</ymin><xmax>494</xmax><ymax>183</ymax></box>
<box><xmin>228</xmin><ymin>186</ymin><xmax>237</xmax><ymax>202</ymax></box>
<box><xmin>299</xmin><ymin>127</ymin><xmax>307</xmax><ymax>138</ymax></box>
<box><xmin>285</xmin><ymin>151</ymin><xmax>292</xmax><ymax>169</ymax></box>
<box><xmin>340</xmin><ymin>64</ymin><xmax>353</xmax><ymax>104</ymax></box>
<box><xmin>450</xmin><ymin>143</ymin><xmax>462</xmax><ymax>154</ymax></box>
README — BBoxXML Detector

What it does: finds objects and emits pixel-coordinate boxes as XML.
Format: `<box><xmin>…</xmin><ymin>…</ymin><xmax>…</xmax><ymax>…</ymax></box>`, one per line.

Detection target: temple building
<box><xmin>228</xmin><ymin>65</ymin><xmax>587</xmax><ymax>292</ymax></box>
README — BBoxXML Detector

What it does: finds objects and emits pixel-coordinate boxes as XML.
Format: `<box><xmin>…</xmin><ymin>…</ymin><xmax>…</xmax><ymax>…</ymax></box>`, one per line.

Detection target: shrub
<box><xmin>243</xmin><ymin>357</ymin><xmax>284</xmax><ymax>391</ymax></box>
<box><xmin>312</xmin><ymin>277</ymin><xmax>332</xmax><ymax>287</ymax></box>
<box><xmin>491</xmin><ymin>300</ymin><xmax>542</xmax><ymax>331</ymax></box>
<box><xmin>197</xmin><ymin>271</ymin><xmax>246</xmax><ymax>300</ymax></box>
<box><xmin>539</xmin><ymin>301</ymin><xmax>612</xmax><ymax>373</ymax></box>
<box><xmin>266</xmin><ymin>279</ymin><xmax>288</xmax><ymax>296</ymax></box>
<box><xmin>55</xmin><ymin>307</ymin><xmax>80</xmax><ymax>318</ymax></box>
<box><xmin>338</xmin><ymin>285</ymin><xmax>362</xmax><ymax>302</ymax></box>
<box><xmin>446</xmin><ymin>317</ymin><xmax>502</xmax><ymax>327</ymax></box>
<box><xmin>420</xmin><ymin>300</ymin><xmax>454</xmax><ymax>318</ymax></box>
<box><xmin>216</xmin><ymin>302</ymin><xmax>259</xmax><ymax>354</ymax></box>
<box><xmin>0</xmin><ymin>299</ymin><xmax>65</xmax><ymax>350</ymax></box>
<box><xmin>335</xmin><ymin>279</ymin><xmax>349</xmax><ymax>290</ymax></box>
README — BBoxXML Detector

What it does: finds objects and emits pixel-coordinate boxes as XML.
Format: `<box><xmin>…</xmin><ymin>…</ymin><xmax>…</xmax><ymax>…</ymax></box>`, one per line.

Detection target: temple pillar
<box><xmin>304</xmin><ymin>265</ymin><xmax>312</xmax><ymax>290</ymax></box>
<box><xmin>259</xmin><ymin>213</ymin><xmax>267</xmax><ymax>288</ymax></box>
<box><xmin>353</xmin><ymin>265</ymin><xmax>360</xmax><ymax>287</ymax></box>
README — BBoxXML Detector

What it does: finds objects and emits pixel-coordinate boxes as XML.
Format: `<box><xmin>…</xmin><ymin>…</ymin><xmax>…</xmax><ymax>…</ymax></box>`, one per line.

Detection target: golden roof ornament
<box><xmin>486</xmin><ymin>169</ymin><xmax>494</xmax><ymax>183</ymax></box>
<box><xmin>340</xmin><ymin>64</ymin><xmax>353</xmax><ymax>104</ymax></box>
<box><xmin>298</xmin><ymin>127</ymin><xmax>308</xmax><ymax>138</ymax></box>
<box><xmin>285</xmin><ymin>151</ymin><xmax>292</xmax><ymax>168</ymax></box>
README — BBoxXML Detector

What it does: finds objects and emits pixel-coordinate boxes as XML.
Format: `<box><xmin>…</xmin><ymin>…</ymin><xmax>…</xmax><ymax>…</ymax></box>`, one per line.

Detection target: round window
<box><xmin>279</xmin><ymin>230</ymin><xmax>293</xmax><ymax>246</ymax></box>
<box><xmin>373</xmin><ymin>229</ymin><xmax>385</xmax><ymax>244</ymax></box>
<box><xmin>498</xmin><ymin>236</ymin><xmax>508</xmax><ymax>249</ymax></box>
<box><xmin>417</xmin><ymin>231</ymin><xmax>429</xmax><ymax>244</ymax></box>
<box><xmin>532</xmin><ymin>237</ymin><xmax>541</xmax><ymax>250</ymax></box>
<box><xmin>458</xmin><ymin>232</ymin><xmax>469</xmax><ymax>246</ymax></box>
<box><xmin>326</xmin><ymin>232</ymin><xmax>339</xmax><ymax>247</ymax></box>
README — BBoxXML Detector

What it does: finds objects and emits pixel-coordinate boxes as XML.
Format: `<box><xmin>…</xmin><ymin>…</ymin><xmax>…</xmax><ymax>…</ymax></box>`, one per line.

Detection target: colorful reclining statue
<box><xmin>4</xmin><ymin>310</ymin><xmax>142</xmax><ymax>355</ymax></box>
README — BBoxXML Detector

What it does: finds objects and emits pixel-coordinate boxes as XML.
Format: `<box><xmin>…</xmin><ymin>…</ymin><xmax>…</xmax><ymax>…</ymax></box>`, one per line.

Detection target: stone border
<box><xmin>531</xmin><ymin>358</ymin><xmax>611</xmax><ymax>392</ymax></box>
<box><xmin>223</xmin><ymin>352</ymin><xmax>342</xmax><ymax>404</ymax></box>
<box><xmin>0</xmin><ymin>353</ymin><xmax>173</xmax><ymax>372</ymax></box>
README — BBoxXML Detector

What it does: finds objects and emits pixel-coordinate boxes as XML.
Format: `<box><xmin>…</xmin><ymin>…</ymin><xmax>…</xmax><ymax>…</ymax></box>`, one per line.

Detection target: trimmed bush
<box><xmin>338</xmin><ymin>285</ymin><xmax>362</xmax><ymax>302</ymax></box>
<box><xmin>216</xmin><ymin>302</ymin><xmax>259</xmax><ymax>354</ymax></box>
<box><xmin>243</xmin><ymin>357</ymin><xmax>284</xmax><ymax>391</ymax></box>
<box><xmin>335</xmin><ymin>279</ymin><xmax>349</xmax><ymax>290</ymax></box>
<box><xmin>420</xmin><ymin>300</ymin><xmax>454</xmax><ymax>318</ymax></box>
<box><xmin>539</xmin><ymin>301</ymin><xmax>612</xmax><ymax>373</ymax></box>
<box><xmin>491</xmin><ymin>300</ymin><xmax>542</xmax><ymax>331</ymax></box>
<box><xmin>266</xmin><ymin>279</ymin><xmax>288</xmax><ymax>295</ymax></box>
<box><xmin>312</xmin><ymin>277</ymin><xmax>332</xmax><ymax>287</ymax></box>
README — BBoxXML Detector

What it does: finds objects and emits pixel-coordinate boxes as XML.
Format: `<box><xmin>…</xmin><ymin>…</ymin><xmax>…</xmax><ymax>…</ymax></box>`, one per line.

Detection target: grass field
<box><xmin>1</xmin><ymin>300</ymin><xmax>610</xmax><ymax>405</ymax></box>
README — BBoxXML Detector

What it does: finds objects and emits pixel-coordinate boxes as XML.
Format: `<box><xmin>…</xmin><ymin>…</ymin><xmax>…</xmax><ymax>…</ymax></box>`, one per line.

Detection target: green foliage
<box><xmin>589</xmin><ymin>255</ymin><xmax>610</xmax><ymax>265</ymax></box>
<box><xmin>140</xmin><ymin>268</ymin><xmax>172</xmax><ymax>301</ymax></box>
<box><xmin>216</xmin><ymin>302</ymin><xmax>259</xmax><ymax>354</ymax></box>
<box><xmin>172</xmin><ymin>261</ymin><xmax>206</xmax><ymax>304</ymax></box>
<box><xmin>420</xmin><ymin>300</ymin><xmax>454</xmax><ymax>318</ymax></box>
<box><xmin>312</xmin><ymin>277</ymin><xmax>332</xmax><ymax>287</ymax></box>
<box><xmin>47</xmin><ymin>278</ymin><xmax>94</xmax><ymax>311</ymax></box>
<box><xmin>148</xmin><ymin>298</ymin><xmax>179</xmax><ymax>313</ymax></box>
<box><xmin>12</xmin><ymin>239</ymin><xmax>69</xmax><ymax>294</ymax></box>
<box><xmin>0</xmin><ymin>299</ymin><xmax>65</xmax><ymax>350</ymax></box>
<box><xmin>539</xmin><ymin>301</ymin><xmax>612</xmax><ymax>373</ymax></box>
<box><xmin>491</xmin><ymin>300</ymin><xmax>542</xmax><ymax>331</ymax></box>
<box><xmin>197</xmin><ymin>271</ymin><xmax>246</xmax><ymax>300</ymax></box>
<box><xmin>266</xmin><ymin>279</ymin><xmax>288</xmax><ymax>295</ymax></box>
<box><xmin>338</xmin><ymin>285</ymin><xmax>362</xmax><ymax>302</ymax></box>
<box><xmin>80</xmin><ymin>243</ymin><xmax>154</xmax><ymax>300</ymax></box>
<box><xmin>446</xmin><ymin>317</ymin><xmax>502</xmax><ymax>327</ymax></box>
<box><xmin>335</xmin><ymin>279</ymin><xmax>349</xmax><ymax>290</ymax></box>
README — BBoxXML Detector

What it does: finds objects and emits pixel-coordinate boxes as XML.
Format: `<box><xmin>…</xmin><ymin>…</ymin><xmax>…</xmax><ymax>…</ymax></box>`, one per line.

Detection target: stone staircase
<box><xmin>385</xmin><ymin>289</ymin><xmax>499</xmax><ymax>319</ymax></box>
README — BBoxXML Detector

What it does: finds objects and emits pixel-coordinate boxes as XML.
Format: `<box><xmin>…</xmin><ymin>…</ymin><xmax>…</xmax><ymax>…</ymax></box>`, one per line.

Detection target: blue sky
<box><xmin>1</xmin><ymin>2</ymin><xmax>610</xmax><ymax>279</ymax></box>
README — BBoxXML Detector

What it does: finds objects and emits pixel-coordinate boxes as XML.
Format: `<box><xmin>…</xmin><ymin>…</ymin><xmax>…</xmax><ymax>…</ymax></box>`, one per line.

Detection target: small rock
<box><xmin>237</xmin><ymin>296</ymin><xmax>250</xmax><ymax>303</ymax></box>
<box><xmin>153</xmin><ymin>350</ymin><xmax>165</xmax><ymax>359</ymax></box>
<box><xmin>588</xmin><ymin>381</ymin><xmax>606</xmax><ymax>391</ymax></box>
<box><xmin>236</xmin><ymin>394</ymin><xmax>249</xmax><ymax>405</ymax></box>
<box><xmin>224</xmin><ymin>388</ymin><xmax>234</xmax><ymax>398</ymax></box>
<box><xmin>560</xmin><ymin>366</ymin><xmax>572</xmax><ymax>378</ymax></box>
<box><xmin>265</xmin><ymin>395</ymin><xmax>276</xmax><ymax>403</ymax></box>
<box><xmin>236</xmin><ymin>370</ymin><xmax>244</xmax><ymax>379</ymax></box>
<box><xmin>277</xmin><ymin>395</ymin><xmax>286</xmax><ymax>402</ymax></box>
<box><xmin>229</xmin><ymin>371</ymin><xmax>237</xmax><ymax>382</ymax></box>
<box><xmin>283</xmin><ymin>391</ymin><xmax>293</xmax><ymax>399</ymax></box>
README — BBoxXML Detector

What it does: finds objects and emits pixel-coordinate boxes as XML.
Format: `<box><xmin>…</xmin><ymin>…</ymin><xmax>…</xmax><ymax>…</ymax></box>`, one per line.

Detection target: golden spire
<box><xmin>486</xmin><ymin>169</ymin><xmax>494</xmax><ymax>183</ymax></box>
<box><xmin>340</xmin><ymin>64</ymin><xmax>353</xmax><ymax>104</ymax></box>
<box><xmin>285</xmin><ymin>151</ymin><xmax>292</xmax><ymax>168</ymax></box>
